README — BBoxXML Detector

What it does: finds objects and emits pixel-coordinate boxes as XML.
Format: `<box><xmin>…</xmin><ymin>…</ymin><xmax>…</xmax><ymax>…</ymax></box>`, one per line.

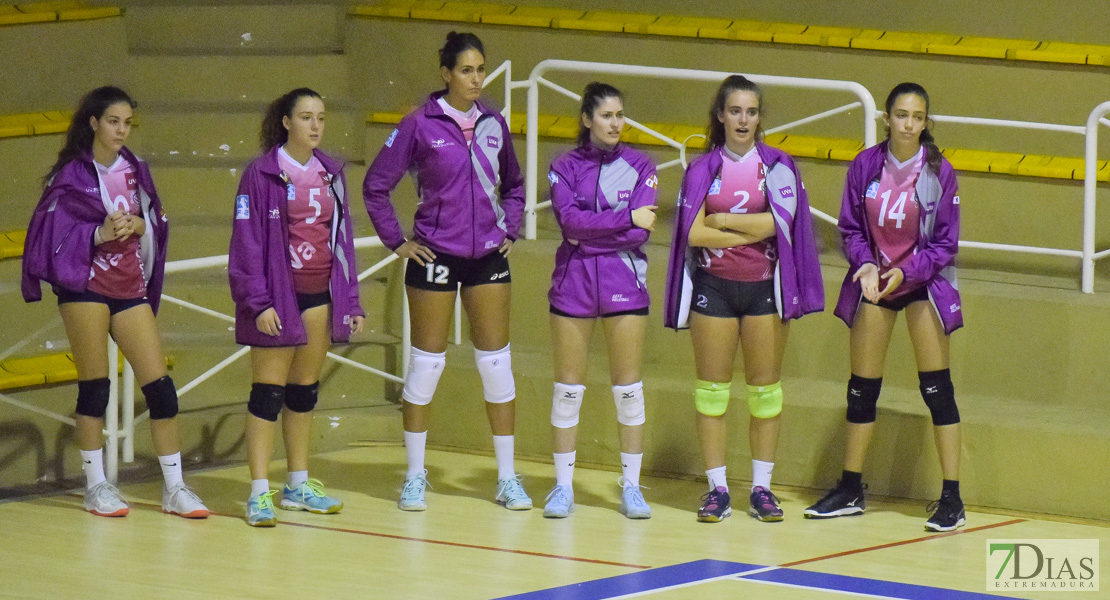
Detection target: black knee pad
<box><xmin>284</xmin><ymin>382</ymin><xmax>319</xmax><ymax>413</ymax></box>
<box><xmin>248</xmin><ymin>383</ymin><xmax>285</xmax><ymax>422</ymax></box>
<box><xmin>846</xmin><ymin>374</ymin><xmax>882</xmax><ymax>424</ymax></box>
<box><xmin>141</xmin><ymin>375</ymin><xmax>179</xmax><ymax>420</ymax></box>
<box><xmin>919</xmin><ymin>369</ymin><xmax>960</xmax><ymax>426</ymax></box>
<box><xmin>76</xmin><ymin>378</ymin><xmax>111</xmax><ymax>418</ymax></box>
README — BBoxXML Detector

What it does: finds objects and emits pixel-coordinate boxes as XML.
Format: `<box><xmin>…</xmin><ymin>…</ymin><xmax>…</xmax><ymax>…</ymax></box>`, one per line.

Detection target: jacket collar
<box><xmin>578</xmin><ymin>141</ymin><xmax>624</xmax><ymax>164</ymax></box>
<box><xmin>423</xmin><ymin>90</ymin><xmax>494</xmax><ymax>119</ymax></box>
<box><xmin>256</xmin><ymin>145</ymin><xmax>343</xmax><ymax>177</ymax></box>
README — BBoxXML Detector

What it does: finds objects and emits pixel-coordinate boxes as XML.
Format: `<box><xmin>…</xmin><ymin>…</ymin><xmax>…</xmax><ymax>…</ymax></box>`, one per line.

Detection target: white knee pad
<box><xmin>551</xmin><ymin>383</ymin><xmax>585</xmax><ymax>429</ymax></box>
<box><xmin>475</xmin><ymin>344</ymin><xmax>515</xmax><ymax>404</ymax></box>
<box><xmin>402</xmin><ymin>347</ymin><xmax>446</xmax><ymax>406</ymax></box>
<box><xmin>612</xmin><ymin>381</ymin><xmax>646</xmax><ymax>427</ymax></box>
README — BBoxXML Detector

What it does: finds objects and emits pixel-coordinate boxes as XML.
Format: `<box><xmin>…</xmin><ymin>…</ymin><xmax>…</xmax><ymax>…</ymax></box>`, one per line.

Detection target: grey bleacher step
<box><xmin>125</xmin><ymin>3</ymin><xmax>343</xmax><ymax>55</ymax></box>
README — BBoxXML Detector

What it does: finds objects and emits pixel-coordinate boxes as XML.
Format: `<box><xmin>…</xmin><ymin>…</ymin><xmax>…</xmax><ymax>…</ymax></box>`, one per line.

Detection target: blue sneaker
<box><xmin>246</xmin><ymin>490</ymin><xmax>277</xmax><ymax>527</ymax></box>
<box><xmin>618</xmin><ymin>477</ymin><xmax>651</xmax><ymax>519</ymax></box>
<box><xmin>280</xmin><ymin>479</ymin><xmax>343</xmax><ymax>514</ymax></box>
<box><xmin>495</xmin><ymin>475</ymin><xmax>533</xmax><ymax>510</ymax></box>
<box><xmin>398</xmin><ymin>470</ymin><xmax>429</xmax><ymax>511</ymax></box>
<box><xmin>543</xmin><ymin>484</ymin><xmax>574</xmax><ymax>518</ymax></box>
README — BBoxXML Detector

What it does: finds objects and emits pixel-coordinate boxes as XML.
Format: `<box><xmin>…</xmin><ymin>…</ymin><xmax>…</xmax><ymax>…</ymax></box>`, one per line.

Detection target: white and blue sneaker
<box><xmin>495</xmin><ymin>475</ymin><xmax>533</xmax><ymax>510</ymax></box>
<box><xmin>246</xmin><ymin>490</ymin><xmax>277</xmax><ymax>527</ymax></box>
<box><xmin>618</xmin><ymin>478</ymin><xmax>652</xmax><ymax>520</ymax></box>
<box><xmin>398</xmin><ymin>470</ymin><xmax>429</xmax><ymax>511</ymax></box>
<box><xmin>280</xmin><ymin>479</ymin><xmax>343</xmax><ymax>514</ymax></box>
<box><xmin>543</xmin><ymin>484</ymin><xmax>574</xmax><ymax>518</ymax></box>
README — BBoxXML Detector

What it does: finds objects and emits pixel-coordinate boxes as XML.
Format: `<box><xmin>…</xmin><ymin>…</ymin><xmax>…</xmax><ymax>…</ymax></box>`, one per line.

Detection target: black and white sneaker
<box><xmin>924</xmin><ymin>491</ymin><xmax>966</xmax><ymax>532</ymax></box>
<box><xmin>803</xmin><ymin>481</ymin><xmax>866</xmax><ymax>518</ymax></box>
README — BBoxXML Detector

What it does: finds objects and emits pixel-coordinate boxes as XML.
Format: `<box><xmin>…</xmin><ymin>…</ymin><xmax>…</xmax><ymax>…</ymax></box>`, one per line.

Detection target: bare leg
<box><xmin>460</xmin><ymin>283</ymin><xmax>514</xmax><ymax>436</ymax></box>
<box><xmin>404</xmin><ymin>286</ymin><xmax>457</xmax><ymax>433</ymax></box>
<box><xmin>282</xmin><ymin>304</ymin><xmax>332</xmax><ymax>473</ymax></box>
<box><xmin>602</xmin><ymin>314</ymin><xmax>646</xmax><ymax>454</ymax></box>
<box><xmin>59</xmin><ymin>303</ymin><xmax>111</xmax><ymax>452</ymax></box>
<box><xmin>110</xmin><ymin>303</ymin><xmax>178</xmax><ymax>456</ymax></box>
<box><xmin>549</xmin><ymin>314</ymin><xmax>594</xmax><ymax>454</ymax></box>
<box><xmin>689</xmin><ymin>312</ymin><xmax>740</xmax><ymax>471</ymax></box>
<box><xmin>247</xmin><ymin>346</ymin><xmax>294</xmax><ymax>481</ymax></box>
<box><xmin>844</xmin><ymin>303</ymin><xmax>898</xmax><ymax>472</ymax></box>
<box><xmin>738</xmin><ymin>314</ymin><xmax>789</xmax><ymax>463</ymax></box>
<box><xmin>905</xmin><ymin>301</ymin><xmax>959</xmax><ymax>480</ymax></box>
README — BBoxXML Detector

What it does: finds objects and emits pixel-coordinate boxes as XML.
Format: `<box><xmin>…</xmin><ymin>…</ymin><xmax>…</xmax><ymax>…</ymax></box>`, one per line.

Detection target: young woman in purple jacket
<box><xmin>805</xmin><ymin>83</ymin><xmax>965</xmax><ymax>532</ymax></box>
<box><xmin>229</xmin><ymin>88</ymin><xmax>365</xmax><ymax>527</ymax></box>
<box><xmin>664</xmin><ymin>76</ymin><xmax>824</xmax><ymax>524</ymax></box>
<box><xmin>22</xmin><ymin>86</ymin><xmax>208</xmax><ymax>519</ymax></box>
<box><xmin>362</xmin><ymin>32</ymin><xmax>531</xmax><ymax>512</ymax></box>
<box><xmin>542</xmin><ymin>83</ymin><xmax>659</xmax><ymax>519</ymax></box>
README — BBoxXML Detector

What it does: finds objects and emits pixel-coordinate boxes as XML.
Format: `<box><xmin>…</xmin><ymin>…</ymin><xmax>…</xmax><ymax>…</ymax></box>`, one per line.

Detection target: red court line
<box><xmin>122</xmin><ymin>499</ymin><xmax>650</xmax><ymax>570</ymax></box>
<box><xmin>779</xmin><ymin>518</ymin><xmax>1027</xmax><ymax>568</ymax></box>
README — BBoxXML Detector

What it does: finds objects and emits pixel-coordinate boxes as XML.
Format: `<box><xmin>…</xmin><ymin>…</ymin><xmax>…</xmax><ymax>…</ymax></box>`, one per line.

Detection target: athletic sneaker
<box><xmin>246</xmin><ymin>490</ymin><xmax>277</xmax><ymax>527</ymax></box>
<box><xmin>803</xmin><ymin>481</ymin><xmax>866</xmax><ymax>518</ymax></box>
<box><xmin>697</xmin><ymin>486</ymin><xmax>731</xmax><ymax>523</ymax></box>
<box><xmin>543</xmin><ymin>484</ymin><xmax>574</xmax><ymax>518</ymax></box>
<box><xmin>162</xmin><ymin>482</ymin><xmax>209</xmax><ymax>518</ymax></box>
<box><xmin>84</xmin><ymin>481</ymin><xmax>129</xmax><ymax>517</ymax></box>
<box><xmin>280</xmin><ymin>479</ymin><xmax>343</xmax><ymax>514</ymax></box>
<box><xmin>618</xmin><ymin>478</ymin><xmax>652</xmax><ymax>520</ymax></box>
<box><xmin>398</xmin><ymin>470</ymin><xmax>429</xmax><ymax>511</ymax></box>
<box><xmin>495</xmin><ymin>475</ymin><xmax>533</xmax><ymax>510</ymax></box>
<box><xmin>749</xmin><ymin>486</ymin><xmax>784</xmax><ymax>522</ymax></box>
<box><xmin>925</xmin><ymin>491</ymin><xmax>966</xmax><ymax>532</ymax></box>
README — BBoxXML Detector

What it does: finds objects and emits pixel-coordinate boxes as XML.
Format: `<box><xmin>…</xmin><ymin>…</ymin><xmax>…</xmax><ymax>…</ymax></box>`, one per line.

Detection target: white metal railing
<box><xmin>0</xmin><ymin>235</ymin><xmax>410</xmax><ymax>482</ymax></box>
<box><xmin>522</xmin><ymin>59</ymin><xmax>879</xmax><ymax>240</ymax></box>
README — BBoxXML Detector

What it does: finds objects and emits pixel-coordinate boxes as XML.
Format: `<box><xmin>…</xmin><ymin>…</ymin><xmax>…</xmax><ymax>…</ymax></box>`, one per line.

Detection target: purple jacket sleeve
<box><xmin>550</xmin><ymin>167</ymin><xmax>635</xmax><ymax>242</ymax></box>
<box><xmin>228</xmin><ymin>170</ymin><xmax>272</xmax><ymax>320</ymax></box>
<box><xmin>497</xmin><ymin>116</ymin><xmax>525</xmax><ymax>241</ymax></box>
<box><xmin>576</xmin><ymin>165</ymin><xmax>656</xmax><ymax>255</ymax></box>
<box><xmin>837</xmin><ymin>160</ymin><xmax>876</xmax><ymax>272</ymax></box>
<box><xmin>363</xmin><ymin>115</ymin><xmax>418</xmax><ymax>251</ymax></box>
<box><xmin>902</xmin><ymin>165</ymin><xmax>959</xmax><ymax>287</ymax></box>
<box><xmin>338</xmin><ymin>170</ymin><xmax>365</xmax><ymax>319</ymax></box>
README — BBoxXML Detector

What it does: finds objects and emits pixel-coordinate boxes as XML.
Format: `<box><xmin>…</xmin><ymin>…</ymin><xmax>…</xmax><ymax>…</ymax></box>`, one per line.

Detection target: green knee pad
<box><xmin>694</xmin><ymin>380</ymin><xmax>731</xmax><ymax>417</ymax></box>
<box><xmin>747</xmin><ymin>381</ymin><xmax>783</xmax><ymax>419</ymax></box>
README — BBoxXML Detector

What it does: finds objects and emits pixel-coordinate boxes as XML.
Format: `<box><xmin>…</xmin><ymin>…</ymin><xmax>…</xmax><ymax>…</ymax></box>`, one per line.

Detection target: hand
<box><xmin>96</xmin><ymin>211</ymin><xmax>127</xmax><ymax>244</ymax></box>
<box><xmin>875</xmin><ymin>268</ymin><xmax>904</xmax><ymax>301</ymax></box>
<box><xmin>349</xmin><ymin>315</ymin><xmax>365</xmax><ymax>335</ymax></box>
<box><xmin>567</xmin><ymin>239</ymin><xmax>579</xmax><ymax>246</ymax></box>
<box><xmin>631</xmin><ymin>205</ymin><xmax>658</xmax><ymax>231</ymax></box>
<box><xmin>852</xmin><ymin>263</ymin><xmax>881</xmax><ymax>303</ymax></box>
<box><xmin>395</xmin><ymin>240</ymin><xmax>436</xmax><ymax>266</ymax></box>
<box><xmin>702</xmin><ymin>213</ymin><xmax>724</xmax><ymax>230</ymax></box>
<box><xmin>499</xmin><ymin>238</ymin><xmax>514</xmax><ymax>256</ymax></box>
<box><xmin>255</xmin><ymin>307</ymin><xmax>282</xmax><ymax>336</ymax></box>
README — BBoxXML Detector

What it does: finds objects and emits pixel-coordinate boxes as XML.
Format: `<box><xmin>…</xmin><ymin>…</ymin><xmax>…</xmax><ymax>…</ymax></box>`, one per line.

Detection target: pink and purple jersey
<box><xmin>279</xmin><ymin>148</ymin><xmax>335</xmax><ymax>294</ymax></box>
<box><xmin>697</xmin><ymin>147</ymin><xmax>776</xmax><ymax>282</ymax></box>
<box><xmin>87</xmin><ymin>157</ymin><xmax>146</xmax><ymax>299</ymax></box>
<box><xmin>865</xmin><ymin>148</ymin><xmax>923</xmax><ymax>299</ymax></box>
<box><xmin>437</xmin><ymin>97</ymin><xmax>478</xmax><ymax>147</ymax></box>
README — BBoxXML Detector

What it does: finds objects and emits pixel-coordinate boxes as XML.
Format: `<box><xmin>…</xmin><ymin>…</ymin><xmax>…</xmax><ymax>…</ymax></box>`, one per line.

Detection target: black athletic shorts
<box><xmin>690</xmin><ymin>269</ymin><xmax>777</xmax><ymax>319</ymax></box>
<box><xmin>296</xmin><ymin>291</ymin><xmax>331</xmax><ymax>313</ymax></box>
<box><xmin>404</xmin><ymin>249</ymin><xmax>511</xmax><ymax>291</ymax></box>
<box><xmin>861</xmin><ymin>286</ymin><xmax>928</xmax><ymax>312</ymax></box>
<box><xmin>548</xmin><ymin>305</ymin><xmax>649</xmax><ymax>319</ymax></box>
<box><xmin>55</xmin><ymin>287</ymin><xmax>148</xmax><ymax>316</ymax></box>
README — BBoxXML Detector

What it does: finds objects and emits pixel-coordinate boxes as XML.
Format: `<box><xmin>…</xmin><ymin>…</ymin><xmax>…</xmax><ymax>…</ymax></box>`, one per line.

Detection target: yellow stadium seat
<box><xmin>635</xmin><ymin>16</ymin><xmax>733</xmax><ymax>39</ymax></box>
<box><xmin>0</xmin><ymin>230</ymin><xmax>26</xmax><ymax>259</ymax></box>
<box><xmin>853</xmin><ymin>31</ymin><xmax>959</xmax><ymax>54</ymax></box>
<box><xmin>481</xmin><ymin>6</ymin><xmax>583</xmax><ymax>28</ymax></box>
<box><xmin>553</xmin><ymin>11</ymin><xmax>657</xmax><ymax>34</ymax></box>
<box><xmin>57</xmin><ymin>6</ymin><xmax>120</xmax><ymax>21</ymax></box>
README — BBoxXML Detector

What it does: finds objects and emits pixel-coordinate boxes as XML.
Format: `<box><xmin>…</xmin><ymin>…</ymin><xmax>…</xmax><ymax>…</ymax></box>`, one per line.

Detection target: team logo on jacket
<box><xmin>385</xmin><ymin>128</ymin><xmax>398</xmax><ymax>148</ymax></box>
<box><xmin>645</xmin><ymin>174</ymin><xmax>658</xmax><ymax>189</ymax></box>
<box><xmin>708</xmin><ymin>179</ymin><xmax>721</xmax><ymax>195</ymax></box>
<box><xmin>548</xmin><ymin>172</ymin><xmax>559</xmax><ymax>184</ymax></box>
<box><xmin>953</xmin><ymin>195</ymin><xmax>961</xmax><ymax>205</ymax></box>
<box><xmin>126</xmin><ymin>175</ymin><xmax>138</xmax><ymax>190</ymax></box>
<box><xmin>286</xmin><ymin>183</ymin><xmax>295</xmax><ymax>200</ymax></box>
<box><xmin>486</xmin><ymin>136</ymin><xmax>499</xmax><ymax>148</ymax></box>
<box><xmin>319</xmin><ymin>171</ymin><xmax>331</xmax><ymax>185</ymax></box>
<box><xmin>430</xmin><ymin>138</ymin><xmax>454</xmax><ymax>149</ymax></box>
<box><xmin>779</xmin><ymin>186</ymin><xmax>794</xmax><ymax>198</ymax></box>
<box><xmin>235</xmin><ymin>195</ymin><xmax>250</xmax><ymax>219</ymax></box>
<box><xmin>269</xmin><ymin>209</ymin><xmax>281</xmax><ymax>219</ymax></box>
<box><xmin>618</xmin><ymin>190</ymin><xmax>631</xmax><ymax>201</ymax></box>
<box><xmin>612</xmin><ymin>294</ymin><xmax>629</xmax><ymax>302</ymax></box>
<box><xmin>866</xmin><ymin>181</ymin><xmax>880</xmax><ymax>199</ymax></box>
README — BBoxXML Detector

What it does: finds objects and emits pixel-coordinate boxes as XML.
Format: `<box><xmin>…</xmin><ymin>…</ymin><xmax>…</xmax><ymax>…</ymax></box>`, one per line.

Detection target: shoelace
<box><xmin>617</xmin><ymin>477</ymin><xmax>650</xmax><ymax>507</ymax></box>
<box><xmin>297</xmin><ymin>478</ymin><xmax>329</xmax><ymax>499</ymax></box>
<box><xmin>402</xmin><ymin>473</ymin><xmax>430</xmax><ymax>495</ymax></box>
<box><xmin>500</xmin><ymin>475</ymin><xmax>526</xmax><ymax>498</ymax></box>
<box><xmin>700</xmin><ymin>488</ymin><xmax>727</xmax><ymax>509</ymax></box>
<box><xmin>753</xmin><ymin>488</ymin><xmax>780</xmax><ymax>509</ymax></box>
<box><xmin>545</xmin><ymin>485</ymin><xmax>570</xmax><ymax>504</ymax></box>
<box><xmin>172</xmin><ymin>484</ymin><xmax>203</xmax><ymax>504</ymax></box>
<box><xmin>254</xmin><ymin>490</ymin><xmax>277</xmax><ymax>511</ymax></box>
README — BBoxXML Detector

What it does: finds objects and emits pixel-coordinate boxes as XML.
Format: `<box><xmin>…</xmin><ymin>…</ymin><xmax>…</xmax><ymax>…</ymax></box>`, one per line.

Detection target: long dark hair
<box><xmin>885</xmin><ymin>82</ymin><xmax>941</xmax><ymax>173</ymax></box>
<box><xmin>706</xmin><ymin>75</ymin><xmax>763</xmax><ymax>151</ymax></box>
<box><xmin>44</xmin><ymin>86</ymin><xmax>136</xmax><ymax>185</ymax></box>
<box><xmin>439</xmin><ymin>31</ymin><xmax>484</xmax><ymax>69</ymax></box>
<box><xmin>260</xmin><ymin>88</ymin><xmax>322</xmax><ymax>151</ymax></box>
<box><xmin>577</xmin><ymin>82</ymin><xmax>622</xmax><ymax>147</ymax></box>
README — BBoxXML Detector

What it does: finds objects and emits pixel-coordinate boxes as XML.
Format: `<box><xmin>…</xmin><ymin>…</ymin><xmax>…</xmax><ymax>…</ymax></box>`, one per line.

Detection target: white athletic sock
<box><xmin>80</xmin><ymin>448</ymin><xmax>106</xmax><ymax>488</ymax></box>
<box><xmin>250</xmin><ymin>479</ymin><xmax>270</xmax><ymax>497</ymax></box>
<box><xmin>158</xmin><ymin>452</ymin><xmax>184</xmax><ymax>489</ymax></box>
<box><xmin>706</xmin><ymin>466</ymin><xmax>728</xmax><ymax>491</ymax></box>
<box><xmin>620</xmin><ymin>452</ymin><xmax>643</xmax><ymax>488</ymax></box>
<box><xmin>492</xmin><ymin>435</ymin><xmax>516</xmax><ymax>480</ymax></box>
<box><xmin>553</xmin><ymin>451</ymin><xmax>576</xmax><ymax>488</ymax></box>
<box><xmin>287</xmin><ymin>470</ymin><xmax>308</xmax><ymax>489</ymax></box>
<box><xmin>752</xmin><ymin>459</ymin><xmax>774</xmax><ymax>491</ymax></box>
<box><xmin>404</xmin><ymin>430</ymin><xmax>427</xmax><ymax>478</ymax></box>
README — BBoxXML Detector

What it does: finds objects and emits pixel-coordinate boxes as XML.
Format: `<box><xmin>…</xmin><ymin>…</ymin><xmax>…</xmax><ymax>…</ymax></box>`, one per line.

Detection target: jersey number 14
<box><xmin>878</xmin><ymin>190</ymin><xmax>908</xmax><ymax>229</ymax></box>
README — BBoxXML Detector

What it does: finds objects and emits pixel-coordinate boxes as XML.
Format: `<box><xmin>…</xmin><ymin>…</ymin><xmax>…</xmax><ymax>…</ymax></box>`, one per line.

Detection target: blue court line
<box><xmin>494</xmin><ymin>559</ymin><xmax>763</xmax><ymax>599</ymax></box>
<box><xmin>497</xmin><ymin>559</ymin><xmax>1027</xmax><ymax>600</ymax></box>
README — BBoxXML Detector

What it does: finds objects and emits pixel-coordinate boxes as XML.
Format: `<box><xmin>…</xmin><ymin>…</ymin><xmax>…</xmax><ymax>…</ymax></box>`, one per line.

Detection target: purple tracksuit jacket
<box><xmin>22</xmin><ymin>147</ymin><xmax>169</xmax><ymax>313</ymax></box>
<box><xmin>547</xmin><ymin>143</ymin><xmax>657</xmax><ymax>317</ymax></box>
<box><xmin>362</xmin><ymin>92</ymin><xmax>525</xmax><ymax>258</ymax></box>
<box><xmin>228</xmin><ymin>147</ymin><xmax>364</xmax><ymax>347</ymax></box>
<box><xmin>664</xmin><ymin>143</ymin><xmax>825</xmax><ymax>329</ymax></box>
<box><xmin>834</xmin><ymin>141</ymin><xmax>963</xmax><ymax>333</ymax></box>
